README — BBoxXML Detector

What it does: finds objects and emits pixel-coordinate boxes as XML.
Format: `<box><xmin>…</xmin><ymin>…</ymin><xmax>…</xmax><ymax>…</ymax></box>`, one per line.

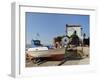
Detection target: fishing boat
<box><xmin>26</xmin><ymin>39</ymin><xmax>51</xmax><ymax>58</ymax></box>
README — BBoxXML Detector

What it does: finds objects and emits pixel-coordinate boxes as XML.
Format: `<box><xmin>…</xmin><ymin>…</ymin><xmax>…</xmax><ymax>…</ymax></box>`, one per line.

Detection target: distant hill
<box><xmin>26</xmin><ymin>44</ymin><xmax>31</xmax><ymax>48</ymax></box>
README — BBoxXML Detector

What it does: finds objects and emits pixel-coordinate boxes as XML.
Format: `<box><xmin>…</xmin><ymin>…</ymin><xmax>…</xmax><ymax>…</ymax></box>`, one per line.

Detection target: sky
<box><xmin>26</xmin><ymin>12</ymin><xmax>89</xmax><ymax>45</ymax></box>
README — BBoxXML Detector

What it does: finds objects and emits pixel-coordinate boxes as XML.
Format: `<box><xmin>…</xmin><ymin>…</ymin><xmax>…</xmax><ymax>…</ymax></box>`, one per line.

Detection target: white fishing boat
<box><xmin>26</xmin><ymin>39</ymin><xmax>51</xmax><ymax>58</ymax></box>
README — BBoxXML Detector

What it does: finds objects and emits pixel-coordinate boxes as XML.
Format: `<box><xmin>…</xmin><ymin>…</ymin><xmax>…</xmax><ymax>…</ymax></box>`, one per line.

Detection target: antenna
<box><xmin>35</xmin><ymin>33</ymin><xmax>40</xmax><ymax>40</ymax></box>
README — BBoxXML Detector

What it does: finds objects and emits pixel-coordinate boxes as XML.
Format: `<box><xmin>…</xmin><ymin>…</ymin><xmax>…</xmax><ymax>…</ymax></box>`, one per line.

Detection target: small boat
<box><xmin>26</xmin><ymin>39</ymin><xmax>51</xmax><ymax>57</ymax></box>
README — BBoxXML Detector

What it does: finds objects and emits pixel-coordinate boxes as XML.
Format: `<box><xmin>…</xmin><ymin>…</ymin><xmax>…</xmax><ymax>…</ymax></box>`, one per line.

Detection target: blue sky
<box><xmin>26</xmin><ymin>12</ymin><xmax>89</xmax><ymax>45</ymax></box>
